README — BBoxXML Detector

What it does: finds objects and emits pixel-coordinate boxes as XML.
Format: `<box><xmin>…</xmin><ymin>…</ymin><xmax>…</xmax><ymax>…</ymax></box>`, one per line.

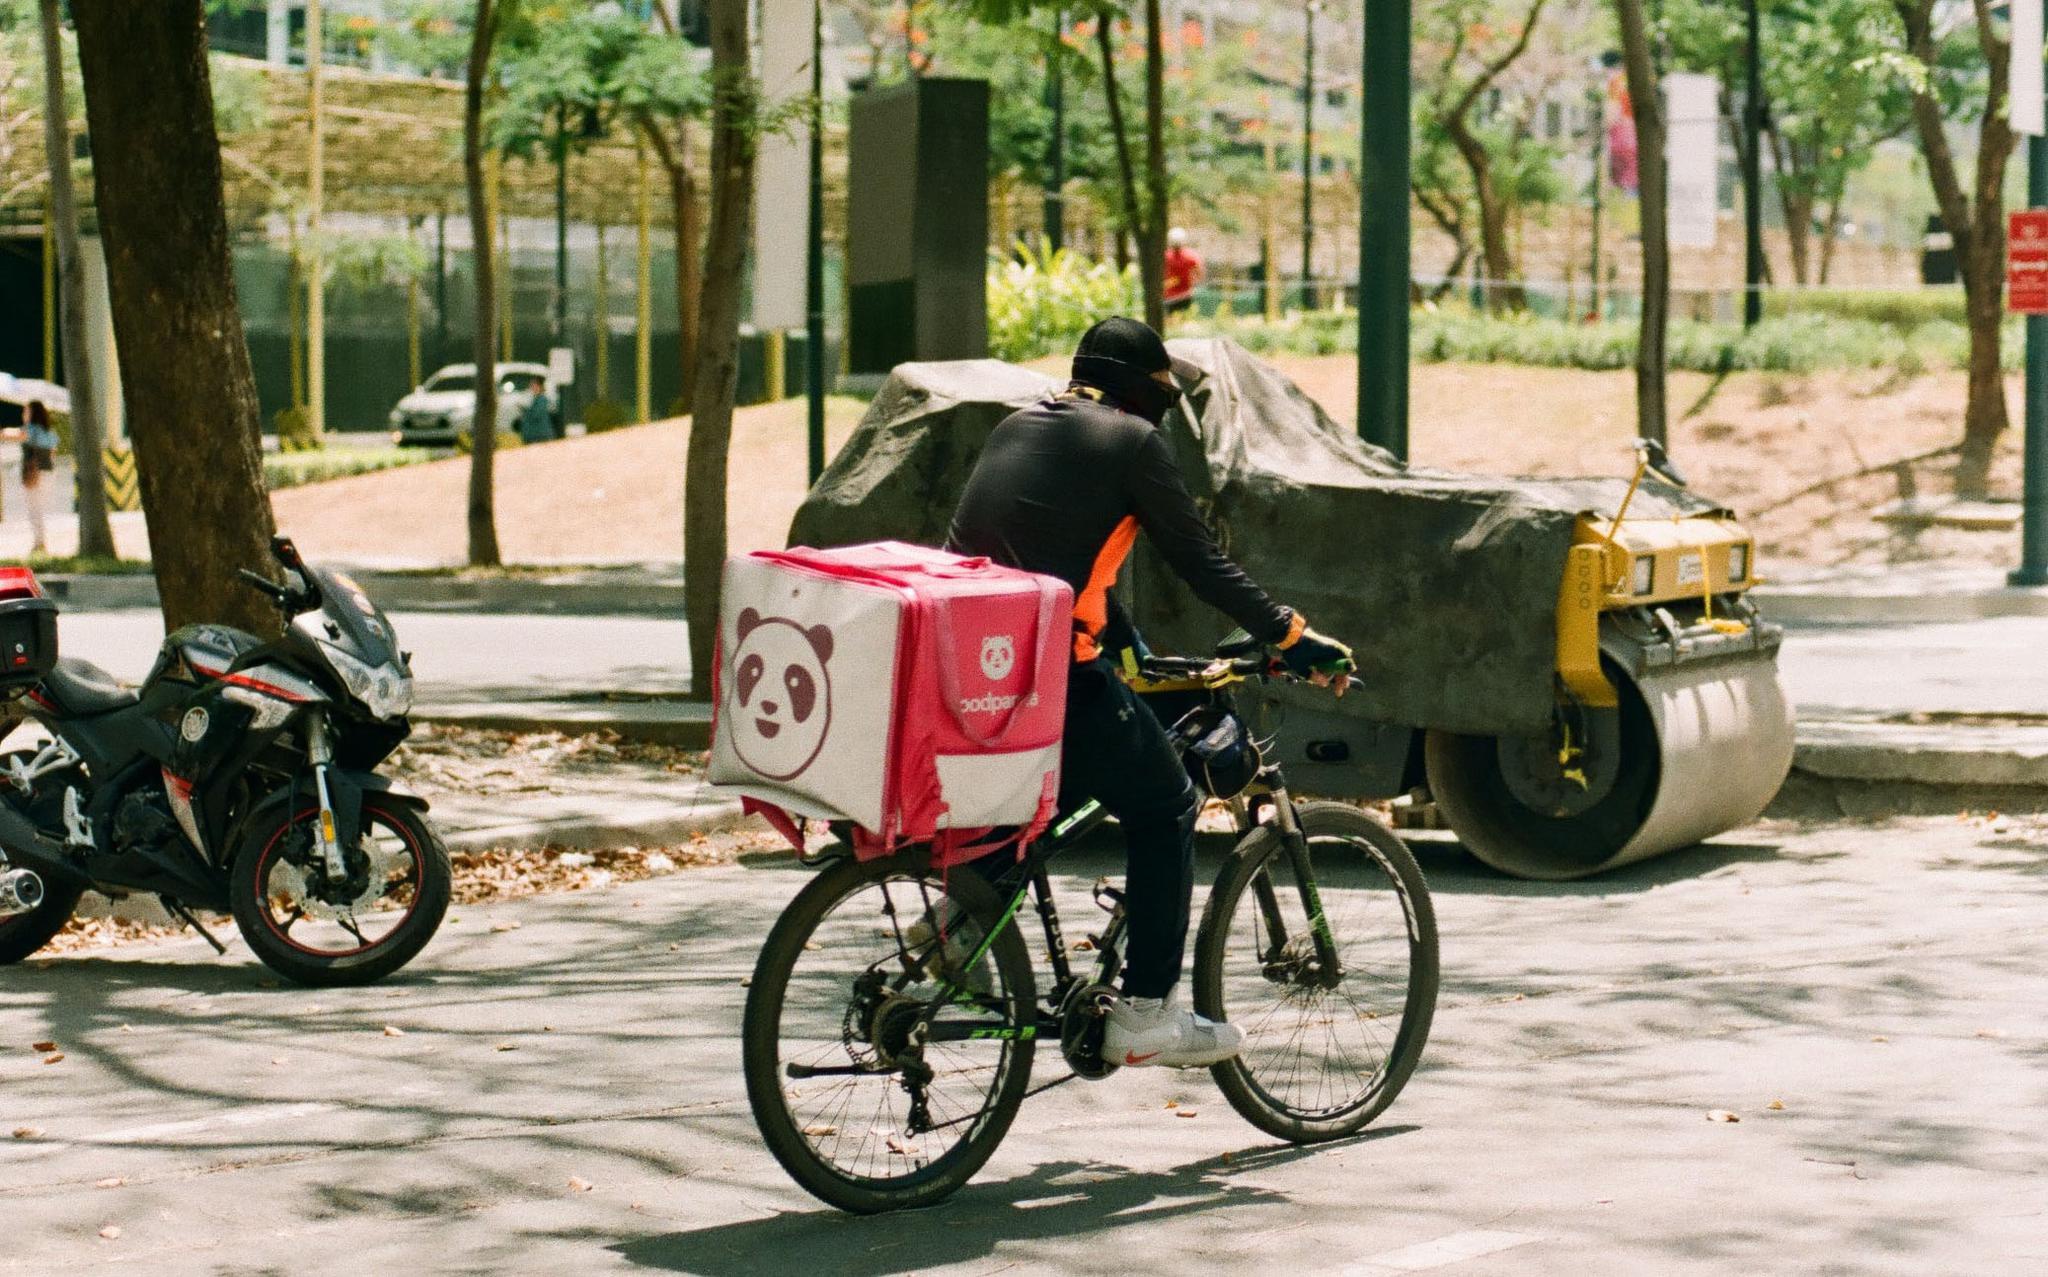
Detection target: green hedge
<box><xmin>1179</xmin><ymin>308</ymin><xmax>2020</xmax><ymax>374</ymax></box>
<box><xmin>1763</xmin><ymin>287</ymin><xmax>1967</xmax><ymax>328</ymax></box>
<box><xmin>264</xmin><ymin>446</ymin><xmax>444</xmax><ymax>490</ymax></box>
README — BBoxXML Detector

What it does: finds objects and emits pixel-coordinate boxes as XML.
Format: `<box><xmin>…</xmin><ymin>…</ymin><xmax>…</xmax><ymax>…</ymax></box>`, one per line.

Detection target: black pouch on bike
<box><xmin>1171</xmin><ymin>705</ymin><xmax>1261</xmax><ymax>799</ymax></box>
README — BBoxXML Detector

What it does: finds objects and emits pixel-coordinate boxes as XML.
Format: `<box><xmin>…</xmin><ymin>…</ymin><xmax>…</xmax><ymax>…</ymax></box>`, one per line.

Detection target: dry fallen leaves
<box><xmin>802</xmin><ymin>1124</ymin><xmax>838</xmax><ymax>1137</ymax></box>
<box><xmin>567</xmin><ymin>1177</ymin><xmax>594</xmax><ymax>1193</ymax></box>
<box><xmin>42</xmin><ymin>1052</ymin><xmax>64</xmax><ymax>1065</ymax></box>
<box><xmin>30</xmin><ymin>1040</ymin><xmax>56</xmax><ymax>1053</ymax></box>
<box><xmin>1705</xmin><ymin>1110</ymin><xmax>1741</xmax><ymax>1123</ymax></box>
<box><xmin>1766</xmin><ymin>1100</ymin><xmax>1786</xmax><ymax>1112</ymax></box>
<box><xmin>12</xmin><ymin>1126</ymin><xmax>40</xmax><ymax>1140</ymax></box>
<box><xmin>381</xmin><ymin>1026</ymin><xmax>406</xmax><ymax>1038</ymax></box>
<box><xmin>98</xmin><ymin>1226</ymin><xmax>121</xmax><ymax>1241</ymax></box>
<box><xmin>1176</xmin><ymin>1109</ymin><xmax>1199</xmax><ymax>1119</ymax></box>
<box><xmin>95</xmin><ymin>1177</ymin><xmax>124</xmax><ymax>1190</ymax></box>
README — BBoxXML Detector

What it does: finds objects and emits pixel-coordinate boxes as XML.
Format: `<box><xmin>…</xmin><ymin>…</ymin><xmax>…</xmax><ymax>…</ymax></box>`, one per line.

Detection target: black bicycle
<box><xmin>741</xmin><ymin>639</ymin><xmax>1440</xmax><ymax>1214</ymax></box>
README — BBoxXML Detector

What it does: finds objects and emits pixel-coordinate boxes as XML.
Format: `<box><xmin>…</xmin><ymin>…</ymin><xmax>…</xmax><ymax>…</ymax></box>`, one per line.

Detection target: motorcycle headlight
<box><xmin>322</xmin><ymin>643</ymin><xmax>414</xmax><ymax>721</ymax></box>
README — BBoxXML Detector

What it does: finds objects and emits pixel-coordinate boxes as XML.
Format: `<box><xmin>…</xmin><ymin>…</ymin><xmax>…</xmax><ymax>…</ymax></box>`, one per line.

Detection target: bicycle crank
<box><xmin>1057</xmin><ymin>981</ymin><xmax>1121</xmax><ymax>1080</ymax></box>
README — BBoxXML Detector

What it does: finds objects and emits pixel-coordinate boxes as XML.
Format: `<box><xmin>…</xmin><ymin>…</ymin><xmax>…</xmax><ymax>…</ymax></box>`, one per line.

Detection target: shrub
<box><xmin>582</xmin><ymin>398</ymin><xmax>631</xmax><ymax>433</ymax></box>
<box><xmin>274</xmin><ymin>405</ymin><xmax>322</xmax><ymax>452</ymax></box>
<box><xmin>264</xmin><ymin>446</ymin><xmax>441</xmax><ymax>490</ymax></box>
<box><xmin>987</xmin><ymin>239</ymin><xmax>1140</xmax><ymax>362</ymax></box>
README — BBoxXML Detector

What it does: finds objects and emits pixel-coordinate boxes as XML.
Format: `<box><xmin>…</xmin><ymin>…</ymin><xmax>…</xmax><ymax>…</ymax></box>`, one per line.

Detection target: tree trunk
<box><xmin>37</xmin><ymin>0</ymin><xmax>113</xmax><ymax>561</ymax></box>
<box><xmin>1094</xmin><ymin>20</ymin><xmax>1146</xmax><ymax>309</ymax></box>
<box><xmin>1139</xmin><ymin>0</ymin><xmax>1167</xmax><ymax>329</ymax></box>
<box><xmin>463</xmin><ymin>0</ymin><xmax>501</xmax><ymax>566</ymax></box>
<box><xmin>676</xmin><ymin>124</ymin><xmax>701</xmax><ymax>409</ymax></box>
<box><xmin>1614</xmin><ymin>0</ymin><xmax>1667</xmax><ymax>446</ymax></box>
<box><xmin>1897</xmin><ymin>0</ymin><xmax>2010</xmax><ymax>497</ymax></box>
<box><xmin>69</xmin><ymin>0</ymin><xmax>276</xmax><ymax>633</ymax></box>
<box><xmin>1818</xmin><ymin>193</ymin><xmax>1844</xmax><ymax>284</ymax></box>
<box><xmin>1956</xmin><ymin>1</ymin><xmax>2014</xmax><ymax>498</ymax></box>
<box><xmin>1768</xmin><ymin>127</ymin><xmax>1813</xmax><ymax>287</ymax></box>
<box><xmin>684</xmin><ymin>0</ymin><xmax>755</xmax><ymax>700</ymax></box>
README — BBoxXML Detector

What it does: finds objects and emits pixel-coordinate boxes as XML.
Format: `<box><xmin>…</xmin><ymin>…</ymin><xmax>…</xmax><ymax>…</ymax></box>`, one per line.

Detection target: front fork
<box><xmin>306</xmin><ymin>714</ymin><xmax>348</xmax><ymax>881</ymax></box>
<box><xmin>1253</xmin><ymin>788</ymin><xmax>1343</xmax><ymax>983</ymax></box>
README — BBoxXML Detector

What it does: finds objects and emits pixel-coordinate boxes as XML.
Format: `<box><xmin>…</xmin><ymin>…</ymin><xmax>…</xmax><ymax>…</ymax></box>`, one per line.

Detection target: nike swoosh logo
<box><xmin>1122</xmin><ymin>1050</ymin><xmax>1160</xmax><ymax>1066</ymax></box>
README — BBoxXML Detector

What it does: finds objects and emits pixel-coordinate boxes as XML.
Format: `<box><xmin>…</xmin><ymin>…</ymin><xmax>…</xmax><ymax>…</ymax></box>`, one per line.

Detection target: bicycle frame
<box><xmin>921</xmin><ymin>746</ymin><xmax>1345</xmax><ymax>1049</ymax></box>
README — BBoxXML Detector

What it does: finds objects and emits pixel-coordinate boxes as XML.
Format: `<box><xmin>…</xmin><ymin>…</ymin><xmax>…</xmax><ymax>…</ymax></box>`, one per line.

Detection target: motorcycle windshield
<box><xmin>305</xmin><ymin>565</ymin><xmax>405</xmax><ymax>671</ymax></box>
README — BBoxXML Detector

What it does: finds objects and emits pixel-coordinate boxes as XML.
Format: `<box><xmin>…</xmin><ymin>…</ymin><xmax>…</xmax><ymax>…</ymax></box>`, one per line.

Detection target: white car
<box><xmin>388</xmin><ymin>362</ymin><xmax>554</xmax><ymax>447</ymax></box>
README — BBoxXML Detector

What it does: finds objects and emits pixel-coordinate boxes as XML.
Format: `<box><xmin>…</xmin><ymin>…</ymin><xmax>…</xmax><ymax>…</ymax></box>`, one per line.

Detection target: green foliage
<box><xmin>1179</xmin><ymin>307</ymin><xmax>2022</xmax><ymax>374</ymax></box>
<box><xmin>263</xmin><ymin>446</ymin><xmax>440</xmax><ymax>490</ymax></box>
<box><xmin>22</xmin><ymin>552</ymin><xmax>149</xmax><ymax>576</ymax></box>
<box><xmin>582</xmin><ymin>397</ymin><xmax>631</xmax><ymax>433</ymax></box>
<box><xmin>1664</xmin><ymin>0</ymin><xmax>1914</xmax><ymax>232</ymax></box>
<box><xmin>273</xmin><ymin>405</ymin><xmax>321</xmax><ymax>452</ymax></box>
<box><xmin>986</xmin><ymin>241</ymin><xmax>1140</xmax><ymax>362</ymax></box>
<box><xmin>1763</xmin><ymin>287</ymin><xmax>1965</xmax><ymax>327</ymax></box>
<box><xmin>454</xmin><ymin>428</ymin><xmax>522</xmax><ymax>455</ymax></box>
<box><xmin>926</xmin><ymin>5</ymin><xmax>1265</xmax><ymax>238</ymax></box>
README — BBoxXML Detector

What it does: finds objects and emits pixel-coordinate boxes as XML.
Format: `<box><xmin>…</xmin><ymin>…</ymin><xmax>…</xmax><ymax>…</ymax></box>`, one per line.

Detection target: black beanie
<box><xmin>1070</xmin><ymin>317</ymin><xmax>1176</xmax><ymax>424</ymax></box>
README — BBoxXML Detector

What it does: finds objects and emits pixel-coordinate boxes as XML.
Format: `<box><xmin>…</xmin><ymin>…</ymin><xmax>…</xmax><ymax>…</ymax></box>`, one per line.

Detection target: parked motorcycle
<box><xmin>0</xmin><ymin>537</ymin><xmax>449</xmax><ymax>986</ymax></box>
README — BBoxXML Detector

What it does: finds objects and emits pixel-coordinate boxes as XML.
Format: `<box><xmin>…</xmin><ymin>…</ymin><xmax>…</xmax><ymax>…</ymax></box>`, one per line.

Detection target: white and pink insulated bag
<box><xmin>708</xmin><ymin>541</ymin><xmax>1073</xmax><ymax>857</ymax></box>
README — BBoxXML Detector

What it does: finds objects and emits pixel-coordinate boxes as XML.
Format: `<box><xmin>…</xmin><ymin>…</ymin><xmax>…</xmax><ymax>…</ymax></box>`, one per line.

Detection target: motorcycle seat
<box><xmin>39</xmin><ymin>657</ymin><xmax>141</xmax><ymax>716</ymax></box>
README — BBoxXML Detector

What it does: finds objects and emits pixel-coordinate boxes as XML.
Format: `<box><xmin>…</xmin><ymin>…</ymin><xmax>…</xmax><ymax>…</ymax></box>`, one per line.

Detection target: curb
<box><xmin>1758</xmin><ymin>575</ymin><xmax>2048</xmax><ymax>626</ymax></box>
<box><xmin>37</xmin><ymin>569</ymin><xmax>686</xmax><ymax>616</ymax></box>
<box><xmin>1792</xmin><ymin>717</ymin><xmax>2048</xmax><ymax>788</ymax></box>
<box><xmin>439</xmin><ymin>797</ymin><xmax>750</xmax><ymax>853</ymax></box>
<box><xmin>415</xmin><ymin>700</ymin><xmax>711</xmax><ymax>748</ymax></box>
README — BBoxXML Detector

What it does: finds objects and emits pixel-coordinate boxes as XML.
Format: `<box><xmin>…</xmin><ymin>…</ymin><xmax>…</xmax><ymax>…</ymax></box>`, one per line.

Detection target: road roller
<box><xmin>789</xmin><ymin>342</ymin><xmax>1797</xmax><ymax>881</ymax></box>
<box><xmin>1259</xmin><ymin>446</ymin><xmax>1795</xmax><ymax>880</ymax></box>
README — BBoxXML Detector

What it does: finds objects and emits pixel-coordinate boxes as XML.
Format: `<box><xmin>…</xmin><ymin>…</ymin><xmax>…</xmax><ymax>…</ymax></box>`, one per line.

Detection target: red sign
<box><xmin>2011</xmin><ymin>209</ymin><xmax>2048</xmax><ymax>314</ymax></box>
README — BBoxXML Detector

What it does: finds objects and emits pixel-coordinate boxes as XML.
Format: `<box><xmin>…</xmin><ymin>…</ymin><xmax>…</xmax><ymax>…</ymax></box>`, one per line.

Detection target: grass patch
<box><xmin>19</xmin><ymin>554</ymin><xmax>153</xmax><ymax>575</ymax></box>
<box><xmin>264</xmin><ymin>446</ymin><xmax>448</xmax><ymax>491</ymax></box>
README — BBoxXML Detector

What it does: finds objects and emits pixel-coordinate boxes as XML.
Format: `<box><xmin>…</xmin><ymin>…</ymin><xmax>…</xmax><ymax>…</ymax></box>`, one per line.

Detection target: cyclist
<box><xmin>948</xmin><ymin>316</ymin><xmax>1354</xmax><ymax>1069</ymax></box>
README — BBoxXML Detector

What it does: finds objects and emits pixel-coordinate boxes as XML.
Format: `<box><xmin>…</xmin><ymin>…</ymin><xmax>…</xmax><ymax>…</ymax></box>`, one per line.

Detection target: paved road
<box><xmin>37</xmin><ymin>610</ymin><xmax>2048</xmax><ymax>719</ymax></box>
<box><xmin>4</xmin><ymin>813</ymin><xmax>2045</xmax><ymax>1274</ymax></box>
<box><xmin>45</xmin><ymin>610</ymin><xmax>692</xmax><ymax>704</ymax></box>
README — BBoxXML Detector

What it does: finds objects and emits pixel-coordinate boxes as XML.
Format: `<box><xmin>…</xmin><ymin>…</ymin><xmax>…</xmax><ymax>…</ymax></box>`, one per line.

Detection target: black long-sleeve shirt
<box><xmin>947</xmin><ymin>391</ymin><xmax>1292</xmax><ymax>661</ymax></box>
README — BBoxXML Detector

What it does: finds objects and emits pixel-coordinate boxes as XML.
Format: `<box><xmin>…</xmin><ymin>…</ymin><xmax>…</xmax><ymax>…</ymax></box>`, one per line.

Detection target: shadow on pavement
<box><xmin>608</xmin><ymin>1132</ymin><xmax>1417</xmax><ymax>1276</ymax></box>
<box><xmin>1403</xmin><ymin>837</ymin><xmax>1808</xmax><ymax>896</ymax></box>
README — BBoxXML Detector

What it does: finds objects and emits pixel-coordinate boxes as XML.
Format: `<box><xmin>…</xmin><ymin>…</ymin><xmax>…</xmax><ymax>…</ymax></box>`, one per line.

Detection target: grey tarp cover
<box><xmin>790</xmin><ymin>339</ymin><xmax>1714</xmax><ymax>735</ymax></box>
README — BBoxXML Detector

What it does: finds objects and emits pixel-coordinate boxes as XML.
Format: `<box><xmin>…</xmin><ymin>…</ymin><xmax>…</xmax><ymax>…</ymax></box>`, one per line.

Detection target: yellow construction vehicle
<box><xmin>1410</xmin><ymin>444</ymin><xmax>1793</xmax><ymax>878</ymax></box>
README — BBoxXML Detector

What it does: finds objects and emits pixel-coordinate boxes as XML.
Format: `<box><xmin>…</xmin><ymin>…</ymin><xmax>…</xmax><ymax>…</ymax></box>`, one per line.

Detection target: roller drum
<box><xmin>1427</xmin><ymin>652</ymin><xmax>1794</xmax><ymax>881</ymax></box>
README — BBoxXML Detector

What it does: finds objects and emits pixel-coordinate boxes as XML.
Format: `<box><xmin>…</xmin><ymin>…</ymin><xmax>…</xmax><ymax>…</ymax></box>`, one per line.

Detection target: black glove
<box><xmin>1281</xmin><ymin>623</ymin><xmax>1355</xmax><ymax>688</ymax></box>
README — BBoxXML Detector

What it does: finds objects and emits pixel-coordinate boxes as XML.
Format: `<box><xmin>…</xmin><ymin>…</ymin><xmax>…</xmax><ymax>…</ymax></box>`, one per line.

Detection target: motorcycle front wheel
<box><xmin>230</xmin><ymin>795</ymin><xmax>451</xmax><ymax>986</ymax></box>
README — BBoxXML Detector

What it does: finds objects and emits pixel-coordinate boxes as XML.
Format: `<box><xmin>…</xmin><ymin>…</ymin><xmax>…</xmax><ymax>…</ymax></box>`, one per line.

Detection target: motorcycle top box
<box><xmin>0</xmin><ymin>567</ymin><xmax>58</xmax><ymax>690</ymax></box>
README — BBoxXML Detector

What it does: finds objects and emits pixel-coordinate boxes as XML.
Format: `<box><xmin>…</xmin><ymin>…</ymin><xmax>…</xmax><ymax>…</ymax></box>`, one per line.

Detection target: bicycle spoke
<box><xmin>1215</xmin><ymin>828</ymin><xmax>1422</xmax><ymax>1123</ymax></box>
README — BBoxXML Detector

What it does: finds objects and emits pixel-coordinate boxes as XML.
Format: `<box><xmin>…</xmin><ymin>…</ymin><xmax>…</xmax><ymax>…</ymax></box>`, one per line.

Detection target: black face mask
<box><xmin>1070</xmin><ymin>354</ymin><xmax>1178</xmax><ymax>425</ymax></box>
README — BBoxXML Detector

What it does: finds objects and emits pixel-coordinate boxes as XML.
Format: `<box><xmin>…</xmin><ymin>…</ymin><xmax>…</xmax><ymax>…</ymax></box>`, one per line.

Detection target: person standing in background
<box><xmin>1163</xmin><ymin>227</ymin><xmax>1204</xmax><ymax>319</ymax></box>
<box><xmin>21</xmin><ymin>401</ymin><xmax>58</xmax><ymax>556</ymax></box>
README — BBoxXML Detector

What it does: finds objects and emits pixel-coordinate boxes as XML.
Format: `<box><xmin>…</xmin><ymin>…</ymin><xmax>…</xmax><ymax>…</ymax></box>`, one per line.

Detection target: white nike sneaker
<box><xmin>1102</xmin><ymin>995</ymin><xmax>1246</xmax><ymax>1069</ymax></box>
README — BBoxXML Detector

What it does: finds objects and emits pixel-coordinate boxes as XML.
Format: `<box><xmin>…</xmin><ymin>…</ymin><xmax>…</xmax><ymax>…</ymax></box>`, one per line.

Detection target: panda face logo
<box><xmin>979</xmin><ymin>635</ymin><xmax>1016</xmax><ymax>682</ymax></box>
<box><xmin>728</xmin><ymin>608</ymin><xmax>835</xmax><ymax>781</ymax></box>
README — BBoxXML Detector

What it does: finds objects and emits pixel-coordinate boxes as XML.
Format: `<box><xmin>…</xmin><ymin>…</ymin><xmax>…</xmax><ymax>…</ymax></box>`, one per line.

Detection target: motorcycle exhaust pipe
<box><xmin>0</xmin><ymin>867</ymin><xmax>44</xmax><ymax>918</ymax></box>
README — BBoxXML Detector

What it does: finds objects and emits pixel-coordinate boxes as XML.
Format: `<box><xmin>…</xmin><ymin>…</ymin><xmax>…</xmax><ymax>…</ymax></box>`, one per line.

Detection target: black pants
<box><xmin>1058</xmin><ymin>659</ymin><xmax>1200</xmax><ymax>999</ymax></box>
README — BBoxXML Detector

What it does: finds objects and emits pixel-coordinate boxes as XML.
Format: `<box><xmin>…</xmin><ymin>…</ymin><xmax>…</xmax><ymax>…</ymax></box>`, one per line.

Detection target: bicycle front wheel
<box><xmin>742</xmin><ymin>851</ymin><xmax>1038</xmax><ymax>1214</ymax></box>
<box><xmin>1193</xmin><ymin>802</ymin><xmax>1438</xmax><ymax>1142</ymax></box>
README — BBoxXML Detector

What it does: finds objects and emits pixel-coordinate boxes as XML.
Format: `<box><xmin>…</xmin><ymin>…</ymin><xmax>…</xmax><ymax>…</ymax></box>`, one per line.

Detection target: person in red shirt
<box><xmin>1162</xmin><ymin>226</ymin><xmax>1203</xmax><ymax>317</ymax></box>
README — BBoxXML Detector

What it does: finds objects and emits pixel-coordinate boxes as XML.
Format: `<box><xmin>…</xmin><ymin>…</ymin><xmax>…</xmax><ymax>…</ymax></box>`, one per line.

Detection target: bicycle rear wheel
<box><xmin>1193</xmin><ymin>802</ymin><xmax>1438</xmax><ymax>1142</ymax></box>
<box><xmin>742</xmin><ymin>850</ymin><xmax>1038</xmax><ymax>1214</ymax></box>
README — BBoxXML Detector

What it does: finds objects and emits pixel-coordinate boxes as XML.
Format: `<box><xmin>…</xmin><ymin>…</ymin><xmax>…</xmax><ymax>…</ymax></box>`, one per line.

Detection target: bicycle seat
<box><xmin>38</xmin><ymin>657</ymin><xmax>140</xmax><ymax>716</ymax></box>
